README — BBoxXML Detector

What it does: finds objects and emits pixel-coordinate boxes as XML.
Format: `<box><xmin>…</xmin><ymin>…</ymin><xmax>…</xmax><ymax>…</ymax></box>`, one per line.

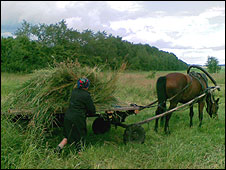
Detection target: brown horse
<box><xmin>154</xmin><ymin>71</ymin><xmax>219</xmax><ymax>134</ymax></box>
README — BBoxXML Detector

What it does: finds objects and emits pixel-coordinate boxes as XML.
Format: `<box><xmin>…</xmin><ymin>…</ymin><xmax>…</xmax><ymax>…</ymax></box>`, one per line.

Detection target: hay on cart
<box><xmin>7</xmin><ymin>59</ymin><xmax>126</xmax><ymax>128</ymax></box>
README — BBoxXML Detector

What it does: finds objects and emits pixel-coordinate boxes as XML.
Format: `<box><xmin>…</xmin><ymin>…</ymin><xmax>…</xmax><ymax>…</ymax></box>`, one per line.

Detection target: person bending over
<box><xmin>56</xmin><ymin>78</ymin><xmax>96</xmax><ymax>153</ymax></box>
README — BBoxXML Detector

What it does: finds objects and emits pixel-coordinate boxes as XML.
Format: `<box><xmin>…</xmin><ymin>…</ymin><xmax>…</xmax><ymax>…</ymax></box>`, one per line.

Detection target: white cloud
<box><xmin>66</xmin><ymin>17</ymin><xmax>82</xmax><ymax>28</ymax></box>
<box><xmin>109</xmin><ymin>6</ymin><xmax>225</xmax><ymax>64</ymax></box>
<box><xmin>107</xmin><ymin>1</ymin><xmax>142</xmax><ymax>12</ymax></box>
<box><xmin>1</xmin><ymin>1</ymin><xmax>225</xmax><ymax>65</ymax></box>
<box><xmin>1</xmin><ymin>32</ymin><xmax>15</xmax><ymax>38</ymax></box>
<box><xmin>199</xmin><ymin>7</ymin><xmax>225</xmax><ymax>19</ymax></box>
<box><xmin>110</xmin><ymin>7</ymin><xmax>225</xmax><ymax>64</ymax></box>
<box><xmin>162</xmin><ymin>48</ymin><xmax>225</xmax><ymax>65</ymax></box>
<box><xmin>110</xmin><ymin>7</ymin><xmax>225</xmax><ymax>49</ymax></box>
<box><xmin>56</xmin><ymin>1</ymin><xmax>72</xmax><ymax>9</ymax></box>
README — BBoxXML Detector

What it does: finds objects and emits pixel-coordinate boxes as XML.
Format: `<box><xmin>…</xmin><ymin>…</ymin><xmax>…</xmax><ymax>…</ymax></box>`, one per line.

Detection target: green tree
<box><xmin>2</xmin><ymin>20</ymin><xmax>189</xmax><ymax>73</ymax></box>
<box><xmin>206</xmin><ymin>56</ymin><xmax>221</xmax><ymax>73</ymax></box>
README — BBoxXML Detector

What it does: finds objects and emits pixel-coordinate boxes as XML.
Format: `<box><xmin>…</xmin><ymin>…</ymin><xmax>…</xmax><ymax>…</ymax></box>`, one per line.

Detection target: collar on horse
<box><xmin>189</xmin><ymin>71</ymin><xmax>208</xmax><ymax>93</ymax></box>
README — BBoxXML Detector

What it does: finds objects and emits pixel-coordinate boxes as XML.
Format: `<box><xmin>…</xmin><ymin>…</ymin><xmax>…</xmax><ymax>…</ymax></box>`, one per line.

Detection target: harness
<box><xmin>156</xmin><ymin>71</ymin><xmax>209</xmax><ymax>110</ymax></box>
<box><xmin>189</xmin><ymin>71</ymin><xmax>208</xmax><ymax>93</ymax></box>
<box><xmin>168</xmin><ymin>71</ymin><xmax>208</xmax><ymax>102</ymax></box>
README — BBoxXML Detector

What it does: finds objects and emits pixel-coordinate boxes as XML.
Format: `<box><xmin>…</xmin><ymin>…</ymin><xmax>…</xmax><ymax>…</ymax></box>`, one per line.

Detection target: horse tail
<box><xmin>156</xmin><ymin>76</ymin><xmax>167</xmax><ymax>125</ymax></box>
<box><xmin>156</xmin><ymin>76</ymin><xmax>167</xmax><ymax>105</ymax></box>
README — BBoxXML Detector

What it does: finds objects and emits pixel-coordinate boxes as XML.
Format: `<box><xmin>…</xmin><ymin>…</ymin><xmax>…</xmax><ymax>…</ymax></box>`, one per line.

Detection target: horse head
<box><xmin>206</xmin><ymin>93</ymin><xmax>220</xmax><ymax>118</ymax></box>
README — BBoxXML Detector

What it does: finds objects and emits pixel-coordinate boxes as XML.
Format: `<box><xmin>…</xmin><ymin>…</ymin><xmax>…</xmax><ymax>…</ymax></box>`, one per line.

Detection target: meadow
<box><xmin>1</xmin><ymin>69</ymin><xmax>225</xmax><ymax>169</ymax></box>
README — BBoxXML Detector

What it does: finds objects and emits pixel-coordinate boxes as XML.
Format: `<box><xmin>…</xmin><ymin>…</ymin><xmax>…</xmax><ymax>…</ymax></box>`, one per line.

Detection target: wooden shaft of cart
<box><xmin>95</xmin><ymin>100</ymin><xmax>158</xmax><ymax>112</ymax></box>
<box><xmin>133</xmin><ymin>86</ymin><xmax>220</xmax><ymax>126</ymax></box>
<box><xmin>6</xmin><ymin>100</ymin><xmax>157</xmax><ymax>117</ymax></box>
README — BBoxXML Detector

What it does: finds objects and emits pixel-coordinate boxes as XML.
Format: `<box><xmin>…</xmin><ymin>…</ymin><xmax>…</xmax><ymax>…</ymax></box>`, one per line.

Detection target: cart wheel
<box><xmin>92</xmin><ymin>117</ymin><xmax>111</xmax><ymax>134</ymax></box>
<box><xmin>123</xmin><ymin>125</ymin><xmax>145</xmax><ymax>144</ymax></box>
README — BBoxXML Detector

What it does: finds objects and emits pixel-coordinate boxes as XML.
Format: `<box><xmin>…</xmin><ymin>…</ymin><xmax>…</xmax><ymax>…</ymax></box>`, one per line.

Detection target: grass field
<box><xmin>1</xmin><ymin>69</ymin><xmax>225</xmax><ymax>169</ymax></box>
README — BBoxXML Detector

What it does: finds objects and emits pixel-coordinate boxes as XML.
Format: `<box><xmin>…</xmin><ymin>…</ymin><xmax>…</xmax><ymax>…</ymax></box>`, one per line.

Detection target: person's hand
<box><xmin>134</xmin><ymin>110</ymin><xmax>139</xmax><ymax>114</ymax></box>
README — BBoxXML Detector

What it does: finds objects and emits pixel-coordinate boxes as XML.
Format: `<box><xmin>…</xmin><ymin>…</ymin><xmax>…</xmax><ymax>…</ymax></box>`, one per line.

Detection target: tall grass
<box><xmin>1</xmin><ymin>69</ymin><xmax>225</xmax><ymax>169</ymax></box>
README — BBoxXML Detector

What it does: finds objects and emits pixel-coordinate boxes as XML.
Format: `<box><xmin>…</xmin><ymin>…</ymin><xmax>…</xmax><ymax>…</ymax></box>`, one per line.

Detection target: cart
<box><xmin>6</xmin><ymin>85</ymin><xmax>220</xmax><ymax>144</ymax></box>
<box><xmin>88</xmin><ymin>85</ymin><xmax>220</xmax><ymax>144</ymax></box>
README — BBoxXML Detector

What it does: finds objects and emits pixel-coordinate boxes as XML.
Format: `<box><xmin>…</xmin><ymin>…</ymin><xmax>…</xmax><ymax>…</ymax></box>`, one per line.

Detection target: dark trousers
<box><xmin>63</xmin><ymin>116</ymin><xmax>87</xmax><ymax>151</ymax></box>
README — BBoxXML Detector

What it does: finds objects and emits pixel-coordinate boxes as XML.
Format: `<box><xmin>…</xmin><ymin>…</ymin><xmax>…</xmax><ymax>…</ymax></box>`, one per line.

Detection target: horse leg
<box><xmin>154</xmin><ymin>103</ymin><xmax>166</xmax><ymax>132</ymax></box>
<box><xmin>154</xmin><ymin>110</ymin><xmax>159</xmax><ymax>132</ymax></box>
<box><xmin>198</xmin><ymin>101</ymin><xmax>205</xmax><ymax>127</ymax></box>
<box><xmin>189</xmin><ymin>104</ymin><xmax>194</xmax><ymax>127</ymax></box>
<box><xmin>154</xmin><ymin>108</ymin><xmax>161</xmax><ymax>132</ymax></box>
<box><xmin>164</xmin><ymin>102</ymin><xmax>177</xmax><ymax>134</ymax></box>
<box><xmin>160</xmin><ymin>102</ymin><xmax>166</xmax><ymax>127</ymax></box>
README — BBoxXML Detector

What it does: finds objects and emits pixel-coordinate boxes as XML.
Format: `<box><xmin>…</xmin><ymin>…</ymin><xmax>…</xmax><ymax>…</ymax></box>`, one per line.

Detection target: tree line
<box><xmin>1</xmin><ymin>20</ymin><xmax>188</xmax><ymax>73</ymax></box>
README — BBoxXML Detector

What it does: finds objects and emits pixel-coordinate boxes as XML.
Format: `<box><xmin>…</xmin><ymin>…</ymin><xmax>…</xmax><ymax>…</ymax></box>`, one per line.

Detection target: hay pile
<box><xmin>9</xmin><ymin>59</ymin><xmax>125</xmax><ymax>128</ymax></box>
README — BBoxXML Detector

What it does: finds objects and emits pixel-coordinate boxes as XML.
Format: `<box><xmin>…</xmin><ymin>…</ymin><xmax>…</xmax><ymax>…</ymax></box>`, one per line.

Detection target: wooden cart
<box><xmin>88</xmin><ymin>86</ymin><xmax>220</xmax><ymax>144</ymax></box>
<box><xmin>6</xmin><ymin>86</ymin><xmax>220</xmax><ymax>144</ymax></box>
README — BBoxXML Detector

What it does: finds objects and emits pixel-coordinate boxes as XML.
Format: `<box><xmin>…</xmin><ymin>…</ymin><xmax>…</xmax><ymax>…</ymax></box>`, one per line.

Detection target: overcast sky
<box><xmin>1</xmin><ymin>1</ymin><xmax>225</xmax><ymax>65</ymax></box>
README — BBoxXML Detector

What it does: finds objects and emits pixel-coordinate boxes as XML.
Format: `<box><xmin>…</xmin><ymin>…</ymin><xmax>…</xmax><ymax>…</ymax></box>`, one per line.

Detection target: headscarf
<box><xmin>77</xmin><ymin>78</ymin><xmax>90</xmax><ymax>89</ymax></box>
